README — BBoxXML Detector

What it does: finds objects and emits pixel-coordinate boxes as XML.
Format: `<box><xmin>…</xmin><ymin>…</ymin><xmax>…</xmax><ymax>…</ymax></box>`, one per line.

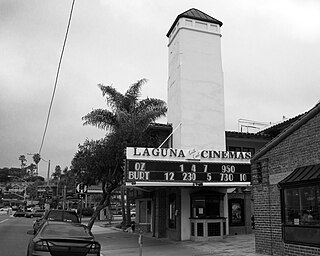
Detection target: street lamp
<box><xmin>8</xmin><ymin>175</ymin><xmax>28</xmax><ymax>202</ymax></box>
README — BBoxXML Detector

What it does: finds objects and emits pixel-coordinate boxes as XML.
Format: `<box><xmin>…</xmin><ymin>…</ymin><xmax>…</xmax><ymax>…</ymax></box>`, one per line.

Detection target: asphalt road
<box><xmin>0</xmin><ymin>214</ymin><xmax>34</xmax><ymax>256</ymax></box>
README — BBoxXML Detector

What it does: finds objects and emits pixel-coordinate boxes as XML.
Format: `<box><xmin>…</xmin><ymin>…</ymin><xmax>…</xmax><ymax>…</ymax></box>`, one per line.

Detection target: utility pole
<box><xmin>47</xmin><ymin>160</ymin><xmax>50</xmax><ymax>185</ymax></box>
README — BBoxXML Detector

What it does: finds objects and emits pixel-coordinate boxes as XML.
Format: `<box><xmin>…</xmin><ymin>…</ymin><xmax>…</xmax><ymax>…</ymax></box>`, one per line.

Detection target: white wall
<box><xmin>180</xmin><ymin>188</ymin><xmax>190</xmax><ymax>240</ymax></box>
<box><xmin>167</xmin><ymin>15</ymin><xmax>226</xmax><ymax>241</ymax></box>
<box><xmin>168</xmin><ymin>18</ymin><xmax>225</xmax><ymax>151</ymax></box>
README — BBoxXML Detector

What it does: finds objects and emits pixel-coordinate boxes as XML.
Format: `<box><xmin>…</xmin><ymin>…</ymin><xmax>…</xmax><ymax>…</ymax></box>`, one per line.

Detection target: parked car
<box><xmin>13</xmin><ymin>209</ymin><xmax>26</xmax><ymax>217</ymax></box>
<box><xmin>24</xmin><ymin>209</ymin><xmax>33</xmax><ymax>217</ymax></box>
<box><xmin>27</xmin><ymin>221</ymin><xmax>101</xmax><ymax>256</ymax></box>
<box><xmin>11</xmin><ymin>205</ymin><xmax>19</xmax><ymax>211</ymax></box>
<box><xmin>33</xmin><ymin>209</ymin><xmax>80</xmax><ymax>234</ymax></box>
<box><xmin>0</xmin><ymin>207</ymin><xmax>11</xmax><ymax>215</ymax></box>
<box><xmin>25</xmin><ymin>209</ymin><xmax>45</xmax><ymax>218</ymax></box>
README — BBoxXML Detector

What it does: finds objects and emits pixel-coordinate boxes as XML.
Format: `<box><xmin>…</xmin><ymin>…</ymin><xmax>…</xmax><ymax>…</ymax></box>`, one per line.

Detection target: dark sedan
<box><xmin>33</xmin><ymin>209</ymin><xmax>80</xmax><ymax>234</ymax></box>
<box><xmin>13</xmin><ymin>209</ymin><xmax>26</xmax><ymax>217</ymax></box>
<box><xmin>27</xmin><ymin>221</ymin><xmax>101</xmax><ymax>256</ymax></box>
<box><xmin>25</xmin><ymin>209</ymin><xmax>45</xmax><ymax>218</ymax></box>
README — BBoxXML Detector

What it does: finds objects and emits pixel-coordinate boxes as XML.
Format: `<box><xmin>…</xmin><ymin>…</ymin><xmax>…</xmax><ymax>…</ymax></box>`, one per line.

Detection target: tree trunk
<box><xmin>121</xmin><ymin>185</ymin><xmax>126</xmax><ymax>226</ymax></box>
<box><xmin>87</xmin><ymin>184</ymin><xmax>116</xmax><ymax>230</ymax></box>
<box><xmin>126</xmin><ymin>187</ymin><xmax>131</xmax><ymax>226</ymax></box>
<box><xmin>87</xmin><ymin>203</ymin><xmax>106</xmax><ymax>230</ymax></box>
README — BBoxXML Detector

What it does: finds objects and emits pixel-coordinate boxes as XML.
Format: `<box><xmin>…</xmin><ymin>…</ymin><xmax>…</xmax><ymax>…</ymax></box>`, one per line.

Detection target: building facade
<box><xmin>251</xmin><ymin>102</ymin><xmax>320</xmax><ymax>255</ymax></box>
<box><xmin>125</xmin><ymin>8</ymin><xmax>275</xmax><ymax>242</ymax></box>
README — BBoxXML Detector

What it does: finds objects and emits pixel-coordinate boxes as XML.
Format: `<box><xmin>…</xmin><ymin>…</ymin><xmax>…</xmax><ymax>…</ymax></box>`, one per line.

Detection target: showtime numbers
<box><xmin>164</xmin><ymin>172</ymin><xmax>197</xmax><ymax>181</ymax></box>
<box><xmin>164</xmin><ymin>172</ymin><xmax>174</xmax><ymax>181</ymax></box>
<box><xmin>127</xmin><ymin>161</ymin><xmax>250</xmax><ymax>183</ymax></box>
<box><xmin>220</xmin><ymin>165</ymin><xmax>235</xmax><ymax>182</ymax></box>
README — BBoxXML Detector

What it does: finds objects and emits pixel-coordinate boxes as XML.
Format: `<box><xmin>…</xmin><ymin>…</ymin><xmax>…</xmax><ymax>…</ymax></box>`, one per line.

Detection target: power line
<box><xmin>39</xmin><ymin>0</ymin><xmax>76</xmax><ymax>154</ymax></box>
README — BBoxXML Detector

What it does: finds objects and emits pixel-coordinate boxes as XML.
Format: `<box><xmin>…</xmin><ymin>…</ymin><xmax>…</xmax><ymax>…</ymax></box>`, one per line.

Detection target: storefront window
<box><xmin>283</xmin><ymin>185</ymin><xmax>320</xmax><ymax>226</ymax></box>
<box><xmin>281</xmin><ymin>184</ymin><xmax>320</xmax><ymax>246</ymax></box>
<box><xmin>190</xmin><ymin>191</ymin><xmax>222</xmax><ymax>219</ymax></box>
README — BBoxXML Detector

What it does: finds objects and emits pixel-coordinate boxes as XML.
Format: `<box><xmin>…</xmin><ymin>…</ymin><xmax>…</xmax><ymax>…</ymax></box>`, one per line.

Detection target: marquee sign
<box><xmin>125</xmin><ymin>147</ymin><xmax>251</xmax><ymax>187</ymax></box>
<box><xmin>126</xmin><ymin>147</ymin><xmax>251</xmax><ymax>163</ymax></box>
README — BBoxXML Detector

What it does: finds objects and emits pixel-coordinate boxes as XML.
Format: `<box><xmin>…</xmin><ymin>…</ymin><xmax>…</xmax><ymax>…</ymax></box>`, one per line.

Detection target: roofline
<box><xmin>166</xmin><ymin>8</ymin><xmax>223</xmax><ymax>37</ymax></box>
<box><xmin>225</xmin><ymin>130</ymin><xmax>271</xmax><ymax>139</ymax></box>
<box><xmin>252</xmin><ymin>102</ymin><xmax>320</xmax><ymax>162</ymax></box>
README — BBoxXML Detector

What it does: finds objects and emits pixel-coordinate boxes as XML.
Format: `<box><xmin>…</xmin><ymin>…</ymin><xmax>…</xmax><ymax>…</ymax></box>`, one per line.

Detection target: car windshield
<box><xmin>47</xmin><ymin>211</ymin><xmax>79</xmax><ymax>222</ymax></box>
<box><xmin>42</xmin><ymin>223</ymin><xmax>92</xmax><ymax>238</ymax></box>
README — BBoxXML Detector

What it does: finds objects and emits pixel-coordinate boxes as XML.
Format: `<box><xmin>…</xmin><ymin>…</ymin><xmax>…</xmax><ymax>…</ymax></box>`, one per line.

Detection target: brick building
<box><xmin>251</xmin><ymin>102</ymin><xmax>320</xmax><ymax>255</ymax></box>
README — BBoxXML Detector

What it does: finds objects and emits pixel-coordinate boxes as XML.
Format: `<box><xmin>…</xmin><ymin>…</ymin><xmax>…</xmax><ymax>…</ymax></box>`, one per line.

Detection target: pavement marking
<box><xmin>0</xmin><ymin>218</ymin><xmax>9</xmax><ymax>224</ymax></box>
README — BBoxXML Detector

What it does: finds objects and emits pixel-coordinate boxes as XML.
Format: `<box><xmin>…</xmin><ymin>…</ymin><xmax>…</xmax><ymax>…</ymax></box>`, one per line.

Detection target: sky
<box><xmin>1</xmin><ymin>0</ymin><xmax>320</xmax><ymax>178</ymax></box>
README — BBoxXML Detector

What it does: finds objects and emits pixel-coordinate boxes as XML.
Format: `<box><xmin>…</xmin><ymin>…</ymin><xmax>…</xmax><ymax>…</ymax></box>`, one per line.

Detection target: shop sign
<box><xmin>127</xmin><ymin>147</ymin><xmax>251</xmax><ymax>163</ymax></box>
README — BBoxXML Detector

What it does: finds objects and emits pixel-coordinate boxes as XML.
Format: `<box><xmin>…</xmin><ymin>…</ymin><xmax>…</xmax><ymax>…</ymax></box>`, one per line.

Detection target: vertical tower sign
<box><xmin>167</xmin><ymin>9</ymin><xmax>225</xmax><ymax>151</ymax></box>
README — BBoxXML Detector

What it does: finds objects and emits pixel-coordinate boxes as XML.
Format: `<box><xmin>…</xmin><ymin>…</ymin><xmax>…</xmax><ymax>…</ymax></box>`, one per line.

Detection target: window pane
<box><xmin>284</xmin><ymin>188</ymin><xmax>300</xmax><ymax>225</ymax></box>
<box><xmin>284</xmin><ymin>185</ymin><xmax>320</xmax><ymax>226</ymax></box>
<box><xmin>146</xmin><ymin>200</ymin><xmax>151</xmax><ymax>223</ymax></box>
<box><xmin>206</xmin><ymin>199</ymin><xmax>220</xmax><ymax>218</ymax></box>
<box><xmin>139</xmin><ymin>201</ymin><xmax>146</xmax><ymax>223</ymax></box>
<box><xmin>192</xmin><ymin>200</ymin><xmax>205</xmax><ymax>218</ymax></box>
<box><xmin>300</xmin><ymin>186</ymin><xmax>319</xmax><ymax>225</ymax></box>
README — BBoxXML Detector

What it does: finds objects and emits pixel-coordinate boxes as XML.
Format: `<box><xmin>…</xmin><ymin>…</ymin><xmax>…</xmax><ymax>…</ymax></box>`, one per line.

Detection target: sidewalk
<box><xmin>85</xmin><ymin>219</ymin><xmax>265</xmax><ymax>256</ymax></box>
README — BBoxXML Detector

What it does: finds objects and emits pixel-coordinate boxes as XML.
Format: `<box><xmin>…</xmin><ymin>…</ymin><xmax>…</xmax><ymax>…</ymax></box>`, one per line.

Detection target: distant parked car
<box><xmin>0</xmin><ymin>207</ymin><xmax>11</xmax><ymax>215</ymax></box>
<box><xmin>24</xmin><ymin>209</ymin><xmax>33</xmax><ymax>217</ymax></box>
<box><xmin>13</xmin><ymin>209</ymin><xmax>26</xmax><ymax>217</ymax></box>
<box><xmin>11</xmin><ymin>205</ymin><xmax>19</xmax><ymax>211</ymax></box>
<box><xmin>27</xmin><ymin>221</ymin><xmax>101</xmax><ymax>256</ymax></box>
<box><xmin>25</xmin><ymin>209</ymin><xmax>45</xmax><ymax>218</ymax></box>
<box><xmin>33</xmin><ymin>209</ymin><xmax>80</xmax><ymax>234</ymax></box>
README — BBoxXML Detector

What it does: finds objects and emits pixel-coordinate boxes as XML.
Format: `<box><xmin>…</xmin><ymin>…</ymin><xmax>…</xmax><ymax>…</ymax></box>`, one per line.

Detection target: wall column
<box><xmin>181</xmin><ymin>188</ymin><xmax>190</xmax><ymax>240</ymax></box>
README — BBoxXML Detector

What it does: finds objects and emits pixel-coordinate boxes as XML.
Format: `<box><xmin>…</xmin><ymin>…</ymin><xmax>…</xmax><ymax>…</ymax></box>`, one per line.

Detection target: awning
<box><xmin>278</xmin><ymin>164</ymin><xmax>320</xmax><ymax>188</ymax></box>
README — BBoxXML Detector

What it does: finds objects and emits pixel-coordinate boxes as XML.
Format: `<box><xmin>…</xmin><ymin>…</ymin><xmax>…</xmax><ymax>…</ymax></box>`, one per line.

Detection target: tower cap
<box><xmin>166</xmin><ymin>8</ymin><xmax>223</xmax><ymax>37</ymax></box>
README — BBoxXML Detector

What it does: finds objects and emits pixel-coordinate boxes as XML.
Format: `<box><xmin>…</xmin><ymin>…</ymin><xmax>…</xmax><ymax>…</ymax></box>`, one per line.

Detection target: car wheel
<box><xmin>30</xmin><ymin>215</ymin><xmax>33</xmax><ymax>218</ymax></box>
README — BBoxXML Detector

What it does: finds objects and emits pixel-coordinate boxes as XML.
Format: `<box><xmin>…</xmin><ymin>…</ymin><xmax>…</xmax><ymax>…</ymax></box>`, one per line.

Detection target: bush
<box><xmin>81</xmin><ymin>207</ymin><xmax>94</xmax><ymax>217</ymax></box>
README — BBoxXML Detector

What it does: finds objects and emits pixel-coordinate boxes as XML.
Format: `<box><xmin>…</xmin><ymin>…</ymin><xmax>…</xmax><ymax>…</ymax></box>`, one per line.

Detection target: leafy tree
<box><xmin>27</xmin><ymin>176</ymin><xmax>45</xmax><ymax>183</ymax></box>
<box><xmin>26</xmin><ymin>163</ymin><xmax>37</xmax><ymax>177</ymax></box>
<box><xmin>72</xmin><ymin>134</ymin><xmax>124</xmax><ymax>229</ymax></box>
<box><xmin>0</xmin><ymin>168</ymin><xmax>9</xmax><ymax>182</ymax></box>
<box><xmin>59</xmin><ymin>167</ymin><xmax>76</xmax><ymax>190</ymax></box>
<box><xmin>19</xmin><ymin>155</ymin><xmax>27</xmax><ymax>169</ymax></box>
<box><xmin>76</xmin><ymin>79</ymin><xmax>167</xmax><ymax>229</ymax></box>
<box><xmin>26</xmin><ymin>177</ymin><xmax>46</xmax><ymax>199</ymax></box>
<box><xmin>33</xmin><ymin>153</ymin><xmax>41</xmax><ymax>164</ymax></box>
<box><xmin>52</xmin><ymin>165</ymin><xmax>62</xmax><ymax>181</ymax></box>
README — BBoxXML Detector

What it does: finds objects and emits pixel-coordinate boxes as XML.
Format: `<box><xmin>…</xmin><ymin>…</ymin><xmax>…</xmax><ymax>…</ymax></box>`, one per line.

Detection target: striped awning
<box><xmin>279</xmin><ymin>164</ymin><xmax>320</xmax><ymax>187</ymax></box>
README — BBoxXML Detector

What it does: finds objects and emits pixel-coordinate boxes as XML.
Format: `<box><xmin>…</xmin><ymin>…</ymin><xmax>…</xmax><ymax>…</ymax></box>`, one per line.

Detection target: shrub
<box><xmin>81</xmin><ymin>207</ymin><xmax>94</xmax><ymax>217</ymax></box>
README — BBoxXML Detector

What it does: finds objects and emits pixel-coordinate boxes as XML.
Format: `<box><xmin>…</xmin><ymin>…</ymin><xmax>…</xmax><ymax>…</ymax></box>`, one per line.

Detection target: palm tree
<box><xmin>82</xmin><ymin>79</ymin><xmax>167</xmax><ymax>142</ymax></box>
<box><xmin>81</xmin><ymin>78</ymin><xmax>167</xmax><ymax>228</ymax></box>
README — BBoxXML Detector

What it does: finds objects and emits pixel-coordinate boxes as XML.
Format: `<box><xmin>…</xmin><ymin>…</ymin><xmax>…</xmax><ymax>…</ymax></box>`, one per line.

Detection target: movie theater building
<box><xmin>124</xmin><ymin>8</ymin><xmax>273</xmax><ymax>241</ymax></box>
<box><xmin>251</xmin><ymin>102</ymin><xmax>320</xmax><ymax>255</ymax></box>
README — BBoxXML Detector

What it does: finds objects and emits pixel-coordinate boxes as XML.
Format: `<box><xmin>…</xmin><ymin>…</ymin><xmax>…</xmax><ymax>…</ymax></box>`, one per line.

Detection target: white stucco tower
<box><xmin>167</xmin><ymin>8</ymin><xmax>225</xmax><ymax>150</ymax></box>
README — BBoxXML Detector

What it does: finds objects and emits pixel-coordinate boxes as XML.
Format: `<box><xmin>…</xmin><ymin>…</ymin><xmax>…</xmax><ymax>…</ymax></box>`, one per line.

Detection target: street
<box><xmin>0</xmin><ymin>214</ymin><xmax>262</xmax><ymax>256</ymax></box>
<box><xmin>0</xmin><ymin>214</ymin><xmax>33</xmax><ymax>256</ymax></box>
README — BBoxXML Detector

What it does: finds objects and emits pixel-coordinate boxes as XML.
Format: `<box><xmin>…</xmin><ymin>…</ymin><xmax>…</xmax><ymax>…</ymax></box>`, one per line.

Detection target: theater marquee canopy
<box><xmin>125</xmin><ymin>147</ymin><xmax>251</xmax><ymax>187</ymax></box>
